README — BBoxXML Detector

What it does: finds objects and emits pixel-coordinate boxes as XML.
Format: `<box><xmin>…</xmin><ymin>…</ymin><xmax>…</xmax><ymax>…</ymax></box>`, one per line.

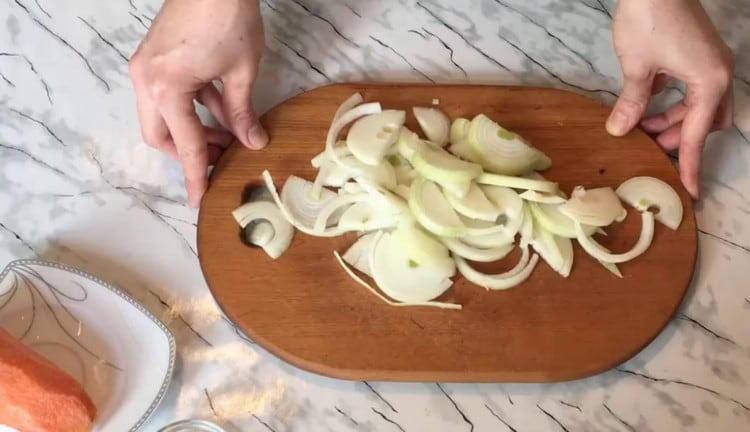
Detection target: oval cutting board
<box><xmin>197</xmin><ymin>83</ymin><xmax>696</xmax><ymax>382</ymax></box>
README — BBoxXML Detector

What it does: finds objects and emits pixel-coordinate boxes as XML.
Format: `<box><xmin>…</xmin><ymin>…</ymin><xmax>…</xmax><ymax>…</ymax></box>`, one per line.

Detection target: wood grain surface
<box><xmin>197</xmin><ymin>83</ymin><xmax>697</xmax><ymax>382</ymax></box>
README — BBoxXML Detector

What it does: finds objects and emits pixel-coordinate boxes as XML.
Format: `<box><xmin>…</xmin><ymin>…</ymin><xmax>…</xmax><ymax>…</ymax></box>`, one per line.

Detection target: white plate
<box><xmin>0</xmin><ymin>260</ymin><xmax>175</xmax><ymax>431</ymax></box>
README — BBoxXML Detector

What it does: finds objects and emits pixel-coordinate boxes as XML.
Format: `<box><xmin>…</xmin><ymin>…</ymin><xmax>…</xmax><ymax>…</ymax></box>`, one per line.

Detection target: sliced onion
<box><xmin>529</xmin><ymin>223</ymin><xmax>565</xmax><ymax>274</ymax></box>
<box><xmin>459</xmin><ymin>215</ymin><xmax>514</xmax><ymax>247</ymax></box>
<box><xmin>467</xmin><ymin>114</ymin><xmax>548</xmax><ymax>175</ymax></box>
<box><xmin>480</xmin><ymin>185</ymin><xmax>524</xmax><ymax>236</ymax></box>
<box><xmin>529</xmin><ymin>201</ymin><xmax>596</xmax><ymax>239</ymax></box>
<box><xmin>591</xmin><ymin>243</ymin><xmax>623</xmax><ymax>278</ymax></box>
<box><xmin>448</xmin><ymin>139</ymin><xmax>475</xmax><ymax>161</ymax></box>
<box><xmin>341</xmin><ymin>181</ymin><xmax>364</xmax><ymax>194</ymax></box>
<box><xmin>393</xmin><ymin>184</ymin><xmax>411</xmax><ymax>200</ymax></box>
<box><xmin>246</xmin><ymin>221</ymin><xmax>274</xmax><ymax>246</ymax></box>
<box><xmin>391</xmin><ymin>222</ymin><xmax>451</xmax><ymax>268</ymax></box>
<box><xmin>281</xmin><ymin>175</ymin><xmax>338</xmax><ymax>228</ymax></box>
<box><xmin>396</xmin><ymin>127</ymin><xmax>427</xmax><ymax>162</ymax></box>
<box><xmin>444</xmin><ymin>182</ymin><xmax>501</xmax><ymax>222</ymax></box>
<box><xmin>334</xmin><ymin>250</ymin><xmax>461</xmax><ymax>309</ymax></box>
<box><xmin>454</xmin><ymin>248</ymin><xmax>538</xmax><ymax>290</ymax></box>
<box><xmin>519</xmin><ymin>205</ymin><xmax>534</xmax><ymax>247</ymax></box>
<box><xmin>313</xmin><ymin>193</ymin><xmax>370</xmax><ymax>232</ymax></box>
<box><xmin>519</xmin><ymin>190</ymin><xmax>566</xmax><ymax>204</ymax></box>
<box><xmin>263</xmin><ymin>170</ymin><xmax>344</xmax><ymax>237</ymax></box>
<box><xmin>450</xmin><ymin>118</ymin><xmax>471</xmax><ymax>145</ymax></box>
<box><xmin>370</xmin><ymin>231</ymin><xmax>456</xmax><ymax>303</ymax></box>
<box><xmin>559</xmin><ymin>186</ymin><xmax>627</xmax><ymax>227</ymax></box>
<box><xmin>412</xmin><ymin>145</ymin><xmax>483</xmax><ymax>191</ymax></box>
<box><xmin>342</xmin><ymin>232</ymin><xmax>377</xmax><ymax>276</ymax></box>
<box><xmin>311</xmin><ymin>144</ymin><xmax>351</xmax><ymax>168</ymax></box>
<box><xmin>232</xmin><ymin>201</ymin><xmax>294</xmax><ymax>259</ymax></box>
<box><xmin>325</xmin><ymin>102</ymin><xmax>382</xmax><ymax>166</ymax></box>
<box><xmin>477</xmin><ymin>173</ymin><xmax>558</xmax><ymax>193</ymax></box>
<box><xmin>409</xmin><ymin>177</ymin><xmax>466</xmax><ymax>237</ymax></box>
<box><xmin>413</xmin><ymin>107</ymin><xmax>450</xmax><ymax>146</ymax></box>
<box><xmin>334</xmin><ymin>92</ymin><xmax>364</xmax><ymax>121</ymax></box>
<box><xmin>347</xmin><ymin>110</ymin><xmax>406</xmax><ymax>165</ymax></box>
<box><xmin>441</xmin><ymin>238</ymin><xmax>513</xmax><ymax>262</ymax></box>
<box><xmin>575</xmin><ymin>211</ymin><xmax>655</xmax><ymax>263</ymax></box>
<box><xmin>555</xmin><ymin>235</ymin><xmax>573</xmax><ymax>277</ymax></box>
<box><xmin>337</xmin><ymin>201</ymin><xmax>400</xmax><ymax>232</ymax></box>
<box><xmin>337</xmin><ymin>155</ymin><xmax>397</xmax><ymax>189</ymax></box>
<box><xmin>616</xmin><ymin>176</ymin><xmax>683</xmax><ymax>230</ymax></box>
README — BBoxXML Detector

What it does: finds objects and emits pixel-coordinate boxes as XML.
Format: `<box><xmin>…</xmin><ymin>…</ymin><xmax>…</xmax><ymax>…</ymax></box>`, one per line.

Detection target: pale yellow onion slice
<box><xmin>347</xmin><ymin>110</ymin><xmax>406</xmax><ymax>165</ymax></box>
<box><xmin>263</xmin><ymin>170</ymin><xmax>344</xmax><ymax>237</ymax></box>
<box><xmin>616</xmin><ymin>176</ymin><xmax>683</xmax><ymax>230</ymax></box>
<box><xmin>449</xmin><ymin>118</ymin><xmax>471</xmax><ymax>145</ymax></box>
<box><xmin>369</xmin><ymin>231</ymin><xmax>457</xmax><ymax>303</ymax></box>
<box><xmin>467</xmin><ymin>114</ymin><xmax>548</xmax><ymax>175</ymax></box>
<box><xmin>413</xmin><ymin>107</ymin><xmax>450</xmax><ymax>146</ymax></box>
<box><xmin>454</xmin><ymin>248</ymin><xmax>538</xmax><ymax>290</ymax></box>
<box><xmin>441</xmin><ymin>238</ymin><xmax>514</xmax><ymax>262</ymax></box>
<box><xmin>559</xmin><ymin>186</ymin><xmax>627</xmax><ymax>227</ymax></box>
<box><xmin>444</xmin><ymin>182</ymin><xmax>501</xmax><ymax>222</ymax></box>
<box><xmin>519</xmin><ymin>190</ymin><xmax>566</xmax><ymax>204</ymax></box>
<box><xmin>232</xmin><ymin>201</ymin><xmax>294</xmax><ymax>259</ymax></box>
<box><xmin>325</xmin><ymin>102</ymin><xmax>382</xmax><ymax>166</ymax></box>
<box><xmin>333</xmin><ymin>251</ymin><xmax>461</xmax><ymax>310</ymax></box>
<box><xmin>477</xmin><ymin>173</ymin><xmax>558</xmax><ymax>194</ymax></box>
<box><xmin>574</xmin><ymin>211</ymin><xmax>655</xmax><ymax>263</ymax></box>
<box><xmin>281</xmin><ymin>175</ymin><xmax>338</xmax><ymax>227</ymax></box>
<box><xmin>334</xmin><ymin>92</ymin><xmax>364</xmax><ymax>121</ymax></box>
<box><xmin>313</xmin><ymin>193</ymin><xmax>370</xmax><ymax>232</ymax></box>
<box><xmin>342</xmin><ymin>232</ymin><xmax>378</xmax><ymax>276</ymax></box>
<box><xmin>337</xmin><ymin>201</ymin><xmax>400</xmax><ymax>232</ymax></box>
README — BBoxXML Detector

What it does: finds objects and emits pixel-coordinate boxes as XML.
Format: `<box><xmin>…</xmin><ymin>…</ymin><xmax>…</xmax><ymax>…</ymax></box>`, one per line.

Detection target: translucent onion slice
<box><xmin>346</xmin><ymin>110</ymin><xmax>406</xmax><ymax>165</ymax></box>
<box><xmin>467</xmin><ymin>114</ymin><xmax>548</xmax><ymax>175</ymax></box>
<box><xmin>370</xmin><ymin>231</ymin><xmax>457</xmax><ymax>303</ymax></box>
<box><xmin>337</xmin><ymin>155</ymin><xmax>397</xmax><ymax>189</ymax></box>
<box><xmin>263</xmin><ymin>170</ymin><xmax>344</xmax><ymax>237</ymax></box>
<box><xmin>477</xmin><ymin>173</ymin><xmax>558</xmax><ymax>193</ymax></box>
<box><xmin>448</xmin><ymin>139</ymin><xmax>475</xmax><ymax>161</ymax></box>
<box><xmin>232</xmin><ymin>201</ymin><xmax>294</xmax><ymax>259</ymax></box>
<box><xmin>454</xmin><ymin>249</ymin><xmax>539</xmax><ymax>290</ymax></box>
<box><xmin>519</xmin><ymin>205</ymin><xmax>534</xmax><ymax>247</ymax></box>
<box><xmin>311</xmin><ymin>144</ymin><xmax>351</xmax><ymax>168</ymax></box>
<box><xmin>342</xmin><ymin>232</ymin><xmax>378</xmax><ymax>276</ymax></box>
<box><xmin>412</xmin><ymin>145</ymin><xmax>483</xmax><ymax>189</ymax></box>
<box><xmin>480</xmin><ymin>185</ymin><xmax>525</xmax><ymax>236</ymax></box>
<box><xmin>334</xmin><ymin>92</ymin><xmax>364</xmax><ymax>121</ymax></box>
<box><xmin>519</xmin><ymin>190</ymin><xmax>566</xmax><ymax>204</ymax></box>
<box><xmin>559</xmin><ymin>186</ymin><xmax>627</xmax><ymax>227</ymax></box>
<box><xmin>413</xmin><ymin>107</ymin><xmax>450</xmax><ymax>146</ymax></box>
<box><xmin>337</xmin><ymin>201</ymin><xmax>400</xmax><ymax>232</ymax></box>
<box><xmin>444</xmin><ymin>182</ymin><xmax>501</xmax><ymax>222</ymax></box>
<box><xmin>325</xmin><ymin>102</ymin><xmax>382</xmax><ymax>166</ymax></box>
<box><xmin>396</xmin><ymin>127</ymin><xmax>428</xmax><ymax>162</ymax></box>
<box><xmin>281</xmin><ymin>175</ymin><xmax>338</xmax><ymax>228</ymax></box>
<box><xmin>555</xmin><ymin>235</ymin><xmax>574</xmax><ymax>277</ymax></box>
<box><xmin>450</xmin><ymin>118</ymin><xmax>471</xmax><ymax>145</ymax></box>
<box><xmin>391</xmin><ymin>222</ymin><xmax>451</xmax><ymax>268</ymax></box>
<box><xmin>529</xmin><ymin>200</ymin><xmax>597</xmax><ymax>239</ymax></box>
<box><xmin>409</xmin><ymin>177</ymin><xmax>466</xmax><ymax>237</ymax></box>
<box><xmin>313</xmin><ymin>193</ymin><xmax>370</xmax><ymax>232</ymax></box>
<box><xmin>441</xmin><ymin>238</ymin><xmax>514</xmax><ymax>262</ymax></box>
<box><xmin>459</xmin><ymin>215</ymin><xmax>514</xmax><ymax>248</ymax></box>
<box><xmin>616</xmin><ymin>176</ymin><xmax>683</xmax><ymax>230</ymax></box>
<box><xmin>529</xmin><ymin>223</ymin><xmax>565</xmax><ymax>274</ymax></box>
<box><xmin>575</xmin><ymin>211</ymin><xmax>655</xmax><ymax>263</ymax></box>
<box><xmin>334</xmin><ymin>251</ymin><xmax>461</xmax><ymax>309</ymax></box>
<box><xmin>245</xmin><ymin>221</ymin><xmax>274</xmax><ymax>247</ymax></box>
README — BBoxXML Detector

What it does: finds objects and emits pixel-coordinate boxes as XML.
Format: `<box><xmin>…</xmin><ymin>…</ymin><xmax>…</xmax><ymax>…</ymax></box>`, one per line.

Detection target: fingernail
<box><xmin>247</xmin><ymin>124</ymin><xmax>269</xmax><ymax>150</ymax></box>
<box><xmin>606</xmin><ymin>111</ymin><xmax>628</xmax><ymax>136</ymax></box>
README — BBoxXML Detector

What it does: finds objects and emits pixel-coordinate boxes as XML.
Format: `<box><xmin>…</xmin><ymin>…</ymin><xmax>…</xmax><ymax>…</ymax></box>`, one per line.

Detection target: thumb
<box><xmin>222</xmin><ymin>75</ymin><xmax>268</xmax><ymax>150</ymax></box>
<box><xmin>607</xmin><ymin>70</ymin><xmax>654</xmax><ymax>137</ymax></box>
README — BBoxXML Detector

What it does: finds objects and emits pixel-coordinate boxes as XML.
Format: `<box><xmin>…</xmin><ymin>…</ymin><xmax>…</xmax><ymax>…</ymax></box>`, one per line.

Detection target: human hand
<box><xmin>129</xmin><ymin>0</ymin><xmax>268</xmax><ymax>207</ymax></box>
<box><xmin>608</xmin><ymin>0</ymin><xmax>734</xmax><ymax>198</ymax></box>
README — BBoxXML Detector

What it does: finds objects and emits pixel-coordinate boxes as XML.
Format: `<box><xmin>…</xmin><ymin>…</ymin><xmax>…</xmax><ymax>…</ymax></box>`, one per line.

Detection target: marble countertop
<box><xmin>1</xmin><ymin>0</ymin><xmax>749</xmax><ymax>430</ymax></box>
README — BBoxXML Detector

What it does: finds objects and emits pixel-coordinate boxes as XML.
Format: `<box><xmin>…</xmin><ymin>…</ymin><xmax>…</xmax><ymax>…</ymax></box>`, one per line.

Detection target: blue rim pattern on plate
<box><xmin>0</xmin><ymin>259</ymin><xmax>177</xmax><ymax>432</ymax></box>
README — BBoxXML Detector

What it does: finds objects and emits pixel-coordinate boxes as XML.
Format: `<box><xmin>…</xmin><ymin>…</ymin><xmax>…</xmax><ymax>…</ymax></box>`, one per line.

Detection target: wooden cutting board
<box><xmin>197</xmin><ymin>83</ymin><xmax>696</xmax><ymax>382</ymax></box>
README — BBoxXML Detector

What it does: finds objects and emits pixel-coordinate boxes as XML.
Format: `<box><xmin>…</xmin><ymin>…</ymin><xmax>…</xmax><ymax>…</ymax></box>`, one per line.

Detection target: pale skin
<box><xmin>129</xmin><ymin>0</ymin><xmax>733</xmax><ymax>206</ymax></box>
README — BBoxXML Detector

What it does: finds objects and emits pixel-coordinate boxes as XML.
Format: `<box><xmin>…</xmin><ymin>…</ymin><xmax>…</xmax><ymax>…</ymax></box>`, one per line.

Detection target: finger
<box><xmin>607</xmin><ymin>69</ymin><xmax>654</xmax><ymax>136</ymax></box>
<box><xmin>679</xmin><ymin>93</ymin><xmax>723</xmax><ymax>199</ymax></box>
<box><xmin>640</xmin><ymin>100</ymin><xmax>688</xmax><ymax>134</ymax></box>
<box><xmin>654</xmin><ymin>123</ymin><xmax>682</xmax><ymax>151</ymax></box>
<box><xmin>159</xmin><ymin>92</ymin><xmax>210</xmax><ymax>208</ymax></box>
<box><xmin>197</xmin><ymin>83</ymin><xmax>231</xmax><ymax>130</ymax></box>
<box><xmin>222</xmin><ymin>71</ymin><xmax>268</xmax><ymax>150</ymax></box>
<box><xmin>208</xmin><ymin>144</ymin><xmax>224</xmax><ymax>165</ymax></box>
<box><xmin>133</xmin><ymin>82</ymin><xmax>179</xmax><ymax>159</ymax></box>
<box><xmin>714</xmin><ymin>87</ymin><xmax>734</xmax><ymax>131</ymax></box>
<box><xmin>206</xmin><ymin>127</ymin><xmax>235</xmax><ymax>148</ymax></box>
<box><xmin>651</xmin><ymin>73</ymin><xmax>669</xmax><ymax>95</ymax></box>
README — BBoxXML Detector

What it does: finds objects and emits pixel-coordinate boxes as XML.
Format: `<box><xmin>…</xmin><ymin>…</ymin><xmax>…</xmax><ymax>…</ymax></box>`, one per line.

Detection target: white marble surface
<box><xmin>1</xmin><ymin>0</ymin><xmax>749</xmax><ymax>431</ymax></box>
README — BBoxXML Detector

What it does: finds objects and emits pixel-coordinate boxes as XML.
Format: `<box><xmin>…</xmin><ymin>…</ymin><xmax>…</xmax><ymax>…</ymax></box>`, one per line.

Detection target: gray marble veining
<box><xmin>1</xmin><ymin>0</ymin><xmax>749</xmax><ymax>431</ymax></box>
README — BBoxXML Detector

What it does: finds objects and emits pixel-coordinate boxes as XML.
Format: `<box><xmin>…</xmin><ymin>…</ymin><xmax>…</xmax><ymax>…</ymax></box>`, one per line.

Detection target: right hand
<box><xmin>129</xmin><ymin>0</ymin><xmax>268</xmax><ymax>207</ymax></box>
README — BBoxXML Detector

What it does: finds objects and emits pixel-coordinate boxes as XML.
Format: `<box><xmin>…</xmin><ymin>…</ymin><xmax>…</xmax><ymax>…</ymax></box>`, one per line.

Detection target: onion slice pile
<box><xmin>229</xmin><ymin>93</ymin><xmax>683</xmax><ymax>308</ymax></box>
